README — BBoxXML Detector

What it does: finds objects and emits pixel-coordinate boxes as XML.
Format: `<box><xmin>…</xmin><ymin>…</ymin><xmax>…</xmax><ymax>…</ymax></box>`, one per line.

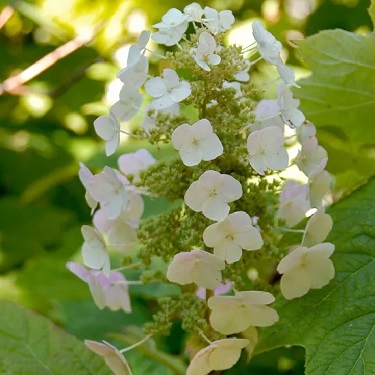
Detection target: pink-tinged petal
<box><xmin>66</xmin><ymin>262</ymin><xmax>90</xmax><ymax>282</ymax></box>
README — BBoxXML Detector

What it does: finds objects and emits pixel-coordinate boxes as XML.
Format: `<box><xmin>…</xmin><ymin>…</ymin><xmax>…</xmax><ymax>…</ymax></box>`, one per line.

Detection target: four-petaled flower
<box><xmin>247</xmin><ymin>126</ymin><xmax>289</xmax><ymax>175</ymax></box>
<box><xmin>277</xmin><ymin>243</ymin><xmax>335</xmax><ymax>299</ymax></box>
<box><xmin>191</xmin><ymin>32</ymin><xmax>221</xmax><ymax>71</ymax></box>
<box><xmin>184</xmin><ymin>170</ymin><xmax>242</xmax><ymax>221</ymax></box>
<box><xmin>208</xmin><ymin>291</ymin><xmax>279</xmax><ymax>334</ymax></box>
<box><xmin>167</xmin><ymin>250</ymin><xmax>225</xmax><ymax>289</ymax></box>
<box><xmin>171</xmin><ymin>119</ymin><xmax>223</xmax><ymax>166</ymax></box>
<box><xmin>145</xmin><ymin>69</ymin><xmax>191</xmax><ymax>109</ymax></box>
<box><xmin>151</xmin><ymin>8</ymin><xmax>189</xmax><ymax>46</ymax></box>
<box><xmin>203</xmin><ymin>211</ymin><xmax>263</xmax><ymax>263</ymax></box>
<box><xmin>85</xmin><ymin>166</ymin><xmax>128</xmax><ymax>220</ymax></box>
<box><xmin>67</xmin><ymin>262</ymin><xmax>131</xmax><ymax>313</ymax></box>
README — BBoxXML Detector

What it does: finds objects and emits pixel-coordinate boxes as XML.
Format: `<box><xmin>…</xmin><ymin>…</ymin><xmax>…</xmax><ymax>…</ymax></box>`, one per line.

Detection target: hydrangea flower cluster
<box><xmin>69</xmin><ymin>4</ymin><xmax>335</xmax><ymax>373</ymax></box>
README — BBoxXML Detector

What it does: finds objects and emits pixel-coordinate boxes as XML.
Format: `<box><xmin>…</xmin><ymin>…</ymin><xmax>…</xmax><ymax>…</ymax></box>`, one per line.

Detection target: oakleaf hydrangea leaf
<box><xmin>295</xmin><ymin>22</ymin><xmax>375</xmax><ymax>144</ymax></box>
<box><xmin>0</xmin><ymin>300</ymin><xmax>111</xmax><ymax>374</ymax></box>
<box><xmin>256</xmin><ymin>177</ymin><xmax>375</xmax><ymax>375</ymax></box>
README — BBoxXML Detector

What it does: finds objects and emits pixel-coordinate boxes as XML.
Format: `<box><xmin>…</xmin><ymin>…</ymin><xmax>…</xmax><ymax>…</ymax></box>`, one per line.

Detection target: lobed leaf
<box><xmin>256</xmin><ymin>177</ymin><xmax>375</xmax><ymax>374</ymax></box>
<box><xmin>0</xmin><ymin>300</ymin><xmax>112</xmax><ymax>374</ymax></box>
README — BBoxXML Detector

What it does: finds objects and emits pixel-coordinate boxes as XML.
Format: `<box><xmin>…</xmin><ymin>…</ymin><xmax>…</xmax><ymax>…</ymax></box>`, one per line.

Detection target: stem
<box><xmin>114</xmin><ymin>262</ymin><xmax>142</xmax><ymax>271</ymax></box>
<box><xmin>119</xmin><ymin>334</ymin><xmax>152</xmax><ymax>353</ymax></box>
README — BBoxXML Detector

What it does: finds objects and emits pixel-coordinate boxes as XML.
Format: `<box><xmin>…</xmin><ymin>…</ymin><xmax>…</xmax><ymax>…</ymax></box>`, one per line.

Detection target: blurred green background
<box><xmin>0</xmin><ymin>0</ymin><xmax>372</xmax><ymax>373</ymax></box>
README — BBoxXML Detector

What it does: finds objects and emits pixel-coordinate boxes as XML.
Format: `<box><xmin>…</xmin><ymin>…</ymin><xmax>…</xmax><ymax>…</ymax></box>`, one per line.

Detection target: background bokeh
<box><xmin>0</xmin><ymin>0</ymin><xmax>372</xmax><ymax>373</ymax></box>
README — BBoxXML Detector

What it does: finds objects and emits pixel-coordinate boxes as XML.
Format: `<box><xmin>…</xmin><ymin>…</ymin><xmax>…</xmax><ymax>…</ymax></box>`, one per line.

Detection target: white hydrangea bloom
<box><xmin>208</xmin><ymin>291</ymin><xmax>279</xmax><ymax>334</ymax></box>
<box><xmin>167</xmin><ymin>250</ymin><xmax>225</xmax><ymax>289</ymax></box>
<box><xmin>252</xmin><ymin>99</ymin><xmax>284</xmax><ymax>131</ymax></box>
<box><xmin>184</xmin><ymin>3</ymin><xmax>204</xmax><ymax>22</ymax></box>
<box><xmin>78</xmin><ymin>162</ymin><xmax>98</xmax><ymax>213</ymax></box>
<box><xmin>81</xmin><ymin>225</ymin><xmax>110</xmax><ymax>276</ymax></box>
<box><xmin>152</xmin><ymin>8</ymin><xmax>189</xmax><ymax>46</ymax></box>
<box><xmin>191</xmin><ymin>32</ymin><xmax>221</xmax><ymax>71</ymax></box>
<box><xmin>85</xmin><ymin>340</ymin><xmax>133</xmax><ymax>375</ymax></box>
<box><xmin>203</xmin><ymin>211</ymin><xmax>263</xmax><ymax>264</ymax></box>
<box><xmin>171</xmin><ymin>119</ymin><xmax>223</xmax><ymax>166</ymax></box>
<box><xmin>118</xmin><ymin>148</ymin><xmax>155</xmax><ymax>179</ymax></box>
<box><xmin>111</xmin><ymin>86</ymin><xmax>143</xmax><ymax>122</ymax></box>
<box><xmin>295</xmin><ymin>136</ymin><xmax>328</xmax><ymax>176</ymax></box>
<box><xmin>117</xmin><ymin>44</ymin><xmax>149</xmax><ymax>89</ymax></box>
<box><xmin>252</xmin><ymin>20</ymin><xmax>282</xmax><ymax>66</ymax></box>
<box><xmin>67</xmin><ymin>262</ymin><xmax>131</xmax><ymax>313</ymax></box>
<box><xmin>186</xmin><ymin>338</ymin><xmax>249</xmax><ymax>375</ymax></box>
<box><xmin>93</xmin><ymin>199</ymin><xmax>142</xmax><ymax>252</ymax></box>
<box><xmin>277</xmin><ymin>180</ymin><xmax>311</xmax><ymax>227</ymax></box>
<box><xmin>184</xmin><ymin>170</ymin><xmax>243</xmax><ymax>221</ymax></box>
<box><xmin>247</xmin><ymin>126</ymin><xmax>289</xmax><ymax>175</ymax></box>
<box><xmin>277</xmin><ymin>83</ymin><xmax>305</xmax><ymax>128</ymax></box>
<box><xmin>145</xmin><ymin>69</ymin><xmax>191</xmax><ymax>109</ymax></box>
<box><xmin>277</xmin><ymin>243</ymin><xmax>335</xmax><ymax>299</ymax></box>
<box><xmin>203</xmin><ymin>7</ymin><xmax>235</xmax><ymax>34</ymax></box>
<box><xmin>94</xmin><ymin>114</ymin><xmax>120</xmax><ymax>156</ymax></box>
<box><xmin>302</xmin><ymin>206</ymin><xmax>333</xmax><ymax>247</ymax></box>
<box><xmin>86</xmin><ymin>166</ymin><xmax>128</xmax><ymax>220</ymax></box>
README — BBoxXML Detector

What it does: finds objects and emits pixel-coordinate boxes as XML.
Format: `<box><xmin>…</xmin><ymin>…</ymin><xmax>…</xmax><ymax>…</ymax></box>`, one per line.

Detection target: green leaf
<box><xmin>296</xmin><ymin>29</ymin><xmax>375</xmax><ymax>144</ymax></box>
<box><xmin>369</xmin><ymin>0</ymin><xmax>375</xmax><ymax>26</ymax></box>
<box><xmin>0</xmin><ymin>300</ymin><xmax>111</xmax><ymax>375</ymax></box>
<box><xmin>256</xmin><ymin>177</ymin><xmax>375</xmax><ymax>374</ymax></box>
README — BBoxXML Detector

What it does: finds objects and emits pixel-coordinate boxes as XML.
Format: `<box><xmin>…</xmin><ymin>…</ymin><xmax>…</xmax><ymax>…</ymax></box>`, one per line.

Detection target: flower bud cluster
<box><xmin>71</xmin><ymin>3</ymin><xmax>335</xmax><ymax>373</ymax></box>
